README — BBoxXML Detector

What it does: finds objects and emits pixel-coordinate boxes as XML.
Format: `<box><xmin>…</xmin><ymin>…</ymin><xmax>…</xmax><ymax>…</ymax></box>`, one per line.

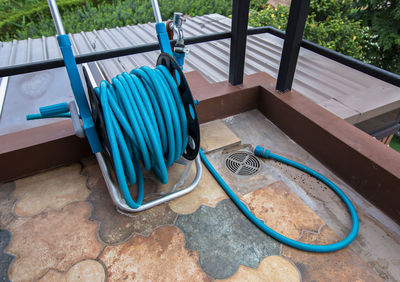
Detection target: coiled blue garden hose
<box><xmin>95</xmin><ymin>65</ymin><xmax>359</xmax><ymax>252</ymax></box>
<box><xmin>93</xmin><ymin>65</ymin><xmax>187</xmax><ymax>209</ymax></box>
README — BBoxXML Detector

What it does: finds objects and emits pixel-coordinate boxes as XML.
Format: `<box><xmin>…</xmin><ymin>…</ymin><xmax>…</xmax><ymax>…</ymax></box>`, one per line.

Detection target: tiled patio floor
<box><xmin>1</xmin><ymin>110</ymin><xmax>399</xmax><ymax>281</ymax></box>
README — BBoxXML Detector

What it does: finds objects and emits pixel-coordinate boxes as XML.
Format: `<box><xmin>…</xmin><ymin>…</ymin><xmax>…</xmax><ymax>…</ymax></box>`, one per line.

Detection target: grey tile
<box><xmin>176</xmin><ymin>199</ymin><xmax>280</xmax><ymax>279</ymax></box>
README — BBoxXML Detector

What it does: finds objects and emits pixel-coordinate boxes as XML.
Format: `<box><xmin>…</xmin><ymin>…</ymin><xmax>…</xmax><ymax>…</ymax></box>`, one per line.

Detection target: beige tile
<box><xmin>100</xmin><ymin>226</ymin><xmax>210</xmax><ymax>281</ymax></box>
<box><xmin>281</xmin><ymin>225</ymin><xmax>383</xmax><ymax>281</ymax></box>
<box><xmin>200</xmin><ymin>120</ymin><xmax>241</xmax><ymax>153</ymax></box>
<box><xmin>169</xmin><ymin>163</ymin><xmax>227</xmax><ymax>214</ymax></box>
<box><xmin>81</xmin><ymin>157</ymin><xmax>102</xmax><ymax>189</ymax></box>
<box><xmin>13</xmin><ymin>164</ymin><xmax>90</xmax><ymax>217</ymax></box>
<box><xmin>7</xmin><ymin>202</ymin><xmax>103</xmax><ymax>281</ymax></box>
<box><xmin>38</xmin><ymin>260</ymin><xmax>105</xmax><ymax>282</ymax></box>
<box><xmin>241</xmin><ymin>181</ymin><xmax>324</xmax><ymax>239</ymax></box>
<box><xmin>219</xmin><ymin>256</ymin><xmax>301</xmax><ymax>282</ymax></box>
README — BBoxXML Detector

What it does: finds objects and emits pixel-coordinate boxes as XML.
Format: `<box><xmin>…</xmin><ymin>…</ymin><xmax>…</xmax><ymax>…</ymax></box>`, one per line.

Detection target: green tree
<box><xmin>353</xmin><ymin>0</ymin><xmax>400</xmax><ymax>74</ymax></box>
<box><xmin>249</xmin><ymin>0</ymin><xmax>373</xmax><ymax>62</ymax></box>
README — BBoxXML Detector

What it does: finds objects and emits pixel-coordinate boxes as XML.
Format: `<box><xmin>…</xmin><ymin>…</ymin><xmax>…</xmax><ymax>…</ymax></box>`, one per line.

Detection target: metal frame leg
<box><xmin>96</xmin><ymin>152</ymin><xmax>202</xmax><ymax>213</ymax></box>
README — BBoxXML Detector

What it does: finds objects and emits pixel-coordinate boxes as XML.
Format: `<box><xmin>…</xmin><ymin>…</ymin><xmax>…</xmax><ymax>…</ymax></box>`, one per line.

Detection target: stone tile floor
<box><xmin>1</xmin><ymin>110</ymin><xmax>399</xmax><ymax>281</ymax></box>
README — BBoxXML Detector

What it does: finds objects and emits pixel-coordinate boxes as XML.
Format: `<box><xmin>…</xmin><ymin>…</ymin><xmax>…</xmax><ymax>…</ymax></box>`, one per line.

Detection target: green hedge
<box><xmin>248</xmin><ymin>0</ymin><xmax>399</xmax><ymax>74</ymax></box>
<box><xmin>248</xmin><ymin>1</ymin><xmax>373</xmax><ymax>62</ymax></box>
<box><xmin>0</xmin><ymin>0</ymin><xmax>235</xmax><ymax>41</ymax></box>
<box><xmin>0</xmin><ymin>0</ymin><xmax>88</xmax><ymax>39</ymax></box>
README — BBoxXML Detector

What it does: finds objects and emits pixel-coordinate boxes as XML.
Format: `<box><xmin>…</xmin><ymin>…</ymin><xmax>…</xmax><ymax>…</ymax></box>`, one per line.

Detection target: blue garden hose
<box><xmin>95</xmin><ymin>64</ymin><xmax>359</xmax><ymax>252</ymax></box>
<box><xmin>26</xmin><ymin>113</ymin><xmax>73</xmax><ymax>120</ymax></box>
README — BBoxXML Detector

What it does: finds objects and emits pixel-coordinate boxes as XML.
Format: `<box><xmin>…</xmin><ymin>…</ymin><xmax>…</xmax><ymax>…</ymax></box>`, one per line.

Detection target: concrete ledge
<box><xmin>0</xmin><ymin>120</ymin><xmax>91</xmax><ymax>181</ymax></box>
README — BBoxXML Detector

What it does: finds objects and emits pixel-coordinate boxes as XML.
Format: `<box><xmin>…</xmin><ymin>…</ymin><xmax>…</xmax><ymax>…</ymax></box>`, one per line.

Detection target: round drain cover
<box><xmin>225</xmin><ymin>151</ymin><xmax>261</xmax><ymax>176</ymax></box>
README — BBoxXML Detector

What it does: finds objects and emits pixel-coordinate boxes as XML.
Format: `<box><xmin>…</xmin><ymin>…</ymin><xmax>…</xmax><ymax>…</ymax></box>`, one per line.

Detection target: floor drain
<box><xmin>224</xmin><ymin>151</ymin><xmax>261</xmax><ymax>176</ymax></box>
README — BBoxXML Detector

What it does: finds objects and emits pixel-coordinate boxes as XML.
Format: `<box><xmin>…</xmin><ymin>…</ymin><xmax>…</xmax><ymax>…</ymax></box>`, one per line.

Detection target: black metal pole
<box><xmin>276</xmin><ymin>0</ymin><xmax>311</xmax><ymax>92</ymax></box>
<box><xmin>229</xmin><ymin>0</ymin><xmax>250</xmax><ymax>85</ymax></box>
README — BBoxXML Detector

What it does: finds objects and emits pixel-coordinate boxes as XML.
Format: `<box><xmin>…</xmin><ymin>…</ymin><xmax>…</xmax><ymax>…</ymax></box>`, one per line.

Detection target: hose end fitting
<box><xmin>254</xmin><ymin>146</ymin><xmax>265</xmax><ymax>157</ymax></box>
<box><xmin>254</xmin><ymin>145</ymin><xmax>271</xmax><ymax>159</ymax></box>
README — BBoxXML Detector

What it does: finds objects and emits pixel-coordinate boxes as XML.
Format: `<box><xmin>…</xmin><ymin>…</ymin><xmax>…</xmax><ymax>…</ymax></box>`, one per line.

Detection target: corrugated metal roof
<box><xmin>0</xmin><ymin>13</ymin><xmax>399</xmax><ymax>130</ymax></box>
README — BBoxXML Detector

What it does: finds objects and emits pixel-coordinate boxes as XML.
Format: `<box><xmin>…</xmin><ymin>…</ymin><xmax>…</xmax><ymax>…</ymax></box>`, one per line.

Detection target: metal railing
<box><xmin>0</xmin><ymin>0</ymin><xmax>399</xmax><ymax>89</ymax></box>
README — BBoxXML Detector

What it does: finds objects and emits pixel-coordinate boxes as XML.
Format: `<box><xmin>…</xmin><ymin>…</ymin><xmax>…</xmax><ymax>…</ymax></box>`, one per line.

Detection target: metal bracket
<box><xmin>168</xmin><ymin>12</ymin><xmax>189</xmax><ymax>67</ymax></box>
<box><xmin>169</xmin><ymin>12</ymin><xmax>187</xmax><ymax>48</ymax></box>
<box><xmin>68</xmin><ymin>101</ymin><xmax>85</xmax><ymax>138</ymax></box>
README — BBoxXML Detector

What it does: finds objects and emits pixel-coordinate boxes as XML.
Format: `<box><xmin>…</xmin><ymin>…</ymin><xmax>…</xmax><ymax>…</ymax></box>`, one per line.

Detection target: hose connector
<box><xmin>170</xmin><ymin>12</ymin><xmax>185</xmax><ymax>46</ymax></box>
<box><xmin>169</xmin><ymin>12</ymin><xmax>189</xmax><ymax>68</ymax></box>
<box><xmin>254</xmin><ymin>145</ymin><xmax>271</xmax><ymax>159</ymax></box>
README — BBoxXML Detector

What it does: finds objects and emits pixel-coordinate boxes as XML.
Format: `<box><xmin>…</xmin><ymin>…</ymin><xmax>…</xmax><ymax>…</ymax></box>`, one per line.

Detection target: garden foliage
<box><xmin>248</xmin><ymin>0</ymin><xmax>398</xmax><ymax>74</ymax></box>
<box><xmin>354</xmin><ymin>0</ymin><xmax>400</xmax><ymax>74</ymax></box>
<box><xmin>0</xmin><ymin>0</ymin><xmax>233</xmax><ymax>40</ymax></box>
<box><xmin>249</xmin><ymin>0</ymin><xmax>373</xmax><ymax>62</ymax></box>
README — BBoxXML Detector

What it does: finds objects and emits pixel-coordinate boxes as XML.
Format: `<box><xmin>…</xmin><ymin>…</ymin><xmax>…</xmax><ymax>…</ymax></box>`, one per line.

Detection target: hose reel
<box><xmin>86</xmin><ymin>53</ymin><xmax>200</xmax><ymax>164</ymax></box>
<box><xmin>82</xmin><ymin>55</ymin><xmax>202</xmax><ymax>213</ymax></box>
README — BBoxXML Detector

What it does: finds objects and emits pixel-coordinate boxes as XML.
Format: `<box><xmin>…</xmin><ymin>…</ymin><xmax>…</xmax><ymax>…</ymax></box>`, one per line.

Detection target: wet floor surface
<box><xmin>1</xmin><ymin>110</ymin><xmax>399</xmax><ymax>281</ymax></box>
